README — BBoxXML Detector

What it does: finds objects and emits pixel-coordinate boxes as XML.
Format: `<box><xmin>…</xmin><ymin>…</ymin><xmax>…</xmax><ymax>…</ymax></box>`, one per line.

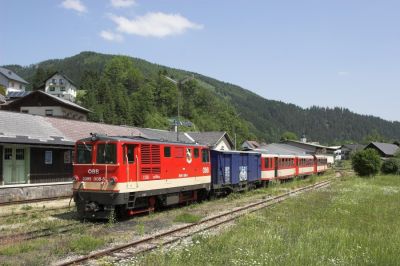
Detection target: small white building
<box><xmin>42</xmin><ymin>72</ymin><xmax>77</xmax><ymax>102</ymax></box>
<box><xmin>0</xmin><ymin>67</ymin><xmax>29</xmax><ymax>95</ymax></box>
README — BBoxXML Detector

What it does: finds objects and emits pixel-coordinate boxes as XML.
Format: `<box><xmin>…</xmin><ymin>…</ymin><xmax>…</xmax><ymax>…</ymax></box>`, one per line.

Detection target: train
<box><xmin>72</xmin><ymin>134</ymin><xmax>328</xmax><ymax>219</ymax></box>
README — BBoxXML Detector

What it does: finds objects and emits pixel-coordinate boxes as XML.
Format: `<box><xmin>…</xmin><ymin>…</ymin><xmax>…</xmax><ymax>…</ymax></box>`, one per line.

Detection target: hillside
<box><xmin>4</xmin><ymin>51</ymin><xmax>400</xmax><ymax>144</ymax></box>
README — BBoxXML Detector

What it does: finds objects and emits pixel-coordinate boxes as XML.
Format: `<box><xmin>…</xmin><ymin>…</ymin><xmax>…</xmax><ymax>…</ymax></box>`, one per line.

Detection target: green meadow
<box><xmin>138</xmin><ymin>175</ymin><xmax>400</xmax><ymax>265</ymax></box>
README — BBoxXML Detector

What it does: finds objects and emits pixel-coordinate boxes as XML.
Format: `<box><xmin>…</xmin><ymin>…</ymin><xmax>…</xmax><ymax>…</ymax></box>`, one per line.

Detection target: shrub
<box><xmin>381</xmin><ymin>158</ymin><xmax>400</xmax><ymax>174</ymax></box>
<box><xmin>351</xmin><ymin>149</ymin><xmax>381</xmax><ymax>176</ymax></box>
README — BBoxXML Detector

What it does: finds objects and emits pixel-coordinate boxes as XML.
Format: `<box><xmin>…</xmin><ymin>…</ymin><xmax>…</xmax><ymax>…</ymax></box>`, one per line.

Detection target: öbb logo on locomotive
<box><xmin>88</xmin><ymin>169</ymin><xmax>100</xmax><ymax>175</ymax></box>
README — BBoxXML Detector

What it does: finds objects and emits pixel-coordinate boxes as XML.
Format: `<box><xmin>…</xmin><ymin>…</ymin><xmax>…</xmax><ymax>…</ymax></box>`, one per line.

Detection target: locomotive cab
<box><xmin>73</xmin><ymin>138</ymin><xmax>129</xmax><ymax>219</ymax></box>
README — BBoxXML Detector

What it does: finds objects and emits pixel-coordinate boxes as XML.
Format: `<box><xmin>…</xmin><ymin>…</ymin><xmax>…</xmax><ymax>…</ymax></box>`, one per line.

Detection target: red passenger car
<box><xmin>72</xmin><ymin>134</ymin><xmax>211</xmax><ymax>219</ymax></box>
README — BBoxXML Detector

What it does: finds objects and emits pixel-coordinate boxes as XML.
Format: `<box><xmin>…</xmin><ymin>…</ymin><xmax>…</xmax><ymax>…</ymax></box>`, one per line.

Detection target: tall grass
<box><xmin>138</xmin><ymin>175</ymin><xmax>400</xmax><ymax>265</ymax></box>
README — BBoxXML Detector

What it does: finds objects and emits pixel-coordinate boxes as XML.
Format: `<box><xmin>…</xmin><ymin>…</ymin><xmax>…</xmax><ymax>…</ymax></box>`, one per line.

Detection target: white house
<box><xmin>0</xmin><ymin>67</ymin><xmax>29</xmax><ymax>95</ymax></box>
<box><xmin>4</xmin><ymin>90</ymin><xmax>90</xmax><ymax>121</ymax></box>
<box><xmin>42</xmin><ymin>72</ymin><xmax>77</xmax><ymax>102</ymax></box>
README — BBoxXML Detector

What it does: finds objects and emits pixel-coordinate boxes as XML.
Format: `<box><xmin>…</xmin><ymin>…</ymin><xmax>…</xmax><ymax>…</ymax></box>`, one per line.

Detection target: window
<box><xmin>60</xmin><ymin>86</ymin><xmax>66</xmax><ymax>91</ymax></box>
<box><xmin>16</xmin><ymin>149</ymin><xmax>24</xmax><ymax>160</ymax></box>
<box><xmin>4</xmin><ymin>148</ymin><xmax>12</xmax><ymax>160</ymax></box>
<box><xmin>21</xmin><ymin>110</ymin><xmax>28</xmax><ymax>114</ymax></box>
<box><xmin>96</xmin><ymin>143</ymin><xmax>116</xmax><ymax>164</ymax></box>
<box><xmin>49</xmin><ymin>86</ymin><xmax>55</xmax><ymax>92</ymax></box>
<box><xmin>124</xmin><ymin>144</ymin><xmax>135</xmax><ymax>163</ymax></box>
<box><xmin>194</xmin><ymin>148</ymin><xmax>199</xmax><ymax>158</ymax></box>
<box><xmin>45</xmin><ymin>151</ymin><xmax>52</xmax><ymax>164</ymax></box>
<box><xmin>52</xmin><ymin>78</ymin><xmax>56</xmax><ymax>84</ymax></box>
<box><xmin>45</xmin><ymin>109</ymin><xmax>53</xmax><ymax>116</ymax></box>
<box><xmin>264</xmin><ymin>158</ymin><xmax>269</xmax><ymax>168</ymax></box>
<box><xmin>10</xmin><ymin>82</ymin><xmax>14</xmax><ymax>88</ymax></box>
<box><xmin>59</xmin><ymin>79</ymin><xmax>64</xmax><ymax>85</ymax></box>
<box><xmin>164</xmin><ymin>146</ymin><xmax>171</xmax><ymax>157</ymax></box>
<box><xmin>19</xmin><ymin>84</ymin><xmax>23</xmax><ymax>89</ymax></box>
<box><xmin>64</xmin><ymin>151</ymin><xmax>71</xmax><ymax>164</ymax></box>
<box><xmin>201</xmin><ymin>149</ymin><xmax>209</xmax><ymax>163</ymax></box>
<box><xmin>76</xmin><ymin>144</ymin><xmax>92</xmax><ymax>164</ymax></box>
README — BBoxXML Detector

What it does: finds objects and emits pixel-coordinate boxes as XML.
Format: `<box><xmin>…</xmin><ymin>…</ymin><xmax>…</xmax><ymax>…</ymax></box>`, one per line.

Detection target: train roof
<box><xmin>76</xmin><ymin>134</ymin><xmax>207</xmax><ymax>147</ymax></box>
<box><xmin>254</xmin><ymin>143</ymin><xmax>314</xmax><ymax>156</ymax></box>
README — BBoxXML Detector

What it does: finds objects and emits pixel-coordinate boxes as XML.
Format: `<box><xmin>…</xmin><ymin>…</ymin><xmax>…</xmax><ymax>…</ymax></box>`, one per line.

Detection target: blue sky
<box><xmin>1</xmin><ymin>0</ymin><xmax>400</xmax><ymax>122</ymax></box>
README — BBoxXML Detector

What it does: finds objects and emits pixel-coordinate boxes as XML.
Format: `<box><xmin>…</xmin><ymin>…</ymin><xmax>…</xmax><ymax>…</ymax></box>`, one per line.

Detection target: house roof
<box><xmin>283</xmin><ymin>139</ymin><xmax>328</xmax><ymax>149</ymax></box>
<box><xmin>187</xmin><ymin>131</ymin><xmax>234</xmax><ymax>148</ymax></box>
<box><xmin>242</xmin><ymin>140</ymin><xmax>260</xmax><ymax>149</ymax></box>
<box><xmin>366</xmin><ymin>142</ymin><xmax>400</xmax><ymax>156</ymax></box>
<box><xmin>5</xmin><ymin>90</ymin><xmax>90</xmax><ymax>113</ymax></box>
<box><xmin>44</xmin><ymin>72</ymin><xmax>77</xmax><ymax>87</ymax></box>
<box><xmin>138</xmin><ymin>128</ymin><xmax>194</xmax><ymax>143</ymax></box>
<box><xmin>0</xmin><ymin>110</ymin><xmax>143</xmax><ymax>146</ymax></box>
<box><xmin>45</xmin><ymin>116</ymin><xmax>143</xmax><ymax>143</ymax></box>
<box><xmin>0</xmin><ymin>67</ymin><xmax>29</xmax><ymax>84</ymax></box>
<box><xmin>255</xmin><ymin>143</ymin><xmax>312</xmax><ymax>156</ymax></box>
<box><xmin>0</xmin><ymin>111</ymin><xmax>71</xmax><ymax>146</ymax></box>
<box><xmin>341</xmin><ymin>144</ymin><xmax>365</xmax><ymax>152</ymax></box>
<box><xmin>6</xmin><ymin>91</ymin><xmax>31</xmax><ymax>99</ymax></box>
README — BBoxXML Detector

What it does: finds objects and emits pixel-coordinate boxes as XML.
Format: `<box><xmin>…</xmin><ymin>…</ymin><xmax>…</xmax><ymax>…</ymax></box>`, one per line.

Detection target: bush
<box><xmin>381</xmin><ymin>158</ymin><xmax>400</xmax><ymax>174</ymax></box>
<box><xmin>351</xmin><ymin>149</ymin><xmax>381</xmax><ymax>176</ymax></box>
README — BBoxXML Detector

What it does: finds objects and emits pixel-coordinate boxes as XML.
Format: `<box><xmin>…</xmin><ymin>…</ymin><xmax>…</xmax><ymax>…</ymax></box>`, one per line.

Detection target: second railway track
<box><xmin>56</xmin><ymin>178</ymin><xmax>334</xmax><ymax>266</ymax></box>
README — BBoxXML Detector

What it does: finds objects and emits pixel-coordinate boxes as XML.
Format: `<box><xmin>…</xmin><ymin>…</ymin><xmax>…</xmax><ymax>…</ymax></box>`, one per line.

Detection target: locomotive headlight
<box><xmin>72</xmin><ymin>175</ymin><xmax>79</xmax><ymax>182</ymax></box>
<box><xmin>109</xmin><ymin>176</ymin><xmax>118</xmax><ymax>185</ymax></box>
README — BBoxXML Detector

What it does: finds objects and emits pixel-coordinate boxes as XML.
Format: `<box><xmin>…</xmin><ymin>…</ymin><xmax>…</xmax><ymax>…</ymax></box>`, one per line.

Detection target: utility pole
<box><xmin>177</xmin><ymin>80</ymin><xmax>180</xmax><ymax>141</ymax></box>
<box><xmin>162</xmin><ymin>75</ymin><xmax>193</xmax><ymax>142</ymax></box>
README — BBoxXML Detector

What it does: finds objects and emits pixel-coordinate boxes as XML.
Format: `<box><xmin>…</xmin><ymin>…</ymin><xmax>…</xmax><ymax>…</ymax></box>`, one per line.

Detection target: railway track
<box><xmin>0</xmin><ymin>196</ymin><xmax>71</xmax><ymax>207</ymax></box>
<box><xmin>0</xmin><ymin>205</ymin><xmax>74</xmax><ymax>219</ymax></box>
<box><xmin>0</xmin><ymin>222</ymin><xmax>81</xmax><ymax>245</ymax></box>
<box><xmin>56</xmin><ymin>178</ymin><xmax>333</xmax><ymax>266</ymax></box>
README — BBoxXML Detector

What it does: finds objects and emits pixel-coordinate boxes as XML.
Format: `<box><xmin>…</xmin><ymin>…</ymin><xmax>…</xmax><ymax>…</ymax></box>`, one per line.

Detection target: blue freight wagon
<box><xmin>210</xmin><ymin>150</ymin><xmax>261</xmax><ymax>196</ymax></box>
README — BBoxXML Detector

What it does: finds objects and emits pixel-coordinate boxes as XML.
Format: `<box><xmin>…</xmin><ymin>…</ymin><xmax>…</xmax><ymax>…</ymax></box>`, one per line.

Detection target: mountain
<box><xmin>4</xmin><ymin>51</ymin><xmax>400</xmax><ymax>145</ymax></box>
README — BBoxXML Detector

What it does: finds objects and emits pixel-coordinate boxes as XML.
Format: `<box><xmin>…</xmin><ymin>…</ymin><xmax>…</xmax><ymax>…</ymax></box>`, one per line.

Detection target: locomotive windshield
<box><xmin>96</xmin><ymin>143</ymin><xmax>117</xmax><ymax>164</ymax></box>
<box><xmin>76</xmin><ymin>144</ymin><xmax>93</xmax><ymax>164</ymax></box>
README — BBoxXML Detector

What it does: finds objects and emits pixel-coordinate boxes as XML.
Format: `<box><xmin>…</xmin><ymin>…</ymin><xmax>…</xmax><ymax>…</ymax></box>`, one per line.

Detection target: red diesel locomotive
<box><xmin>72</xmin><ymin>134</ymin><xmax>211</xmax><ymax>219</ymax></box>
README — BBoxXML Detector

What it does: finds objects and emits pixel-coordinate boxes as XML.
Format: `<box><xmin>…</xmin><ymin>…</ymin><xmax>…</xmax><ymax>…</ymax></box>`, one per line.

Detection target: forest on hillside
<box><xmin>4</xmin><ymin>51</ymin><xmax>400</xmax><ymax>145</ymax></box>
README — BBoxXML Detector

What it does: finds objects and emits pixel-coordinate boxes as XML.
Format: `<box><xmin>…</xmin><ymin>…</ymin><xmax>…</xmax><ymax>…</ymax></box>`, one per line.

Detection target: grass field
<box><xmin>138</xmin><ymin>174</ymin><xmax>400</xmax><ymax>265</ymax></box>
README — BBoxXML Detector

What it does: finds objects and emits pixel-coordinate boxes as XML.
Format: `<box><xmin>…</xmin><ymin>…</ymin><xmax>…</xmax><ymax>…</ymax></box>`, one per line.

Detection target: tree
<box><xmin>280</xmin><ymin>131</ymin><xmax>298</xmax><ymax>141</ymax></box>
<box><xmin>381</xmin><ymin>158</ymin><xmax>400</xmax><ymax>174</ymax></box>
<box><xmin>0</xmin><ymin>85</ymin><xmax>6</xmax><ymax>96</ymax></box>
<box><xmin>351</xmin><ymin>149</ymin><xmax>381</xmax><ymax>176</ymax></box>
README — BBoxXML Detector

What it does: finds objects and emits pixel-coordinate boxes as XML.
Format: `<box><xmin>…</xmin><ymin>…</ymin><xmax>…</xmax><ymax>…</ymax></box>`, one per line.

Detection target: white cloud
<box><xmin>109</xmin><ymin>12</ymin><xmax>203</xmax><ymax>38</ymax></box>
<box><xmin>100</xmin><ymin>30</ymin><xmax>124</xmax><ymax>42</ymax></box>
<box><xmin>338</xmin><ymin>71</ymin><xmax>350</xmax><ymax>76</ymax></box>
<box><xmin>61</xmin><ymin>0</ymin><xmax>87</xmax><ymax>13</ymax></box>
<box><xmin>110</xmin><ymin>0</ymin><xmax>135</xmax><ymax>8</ymax></box>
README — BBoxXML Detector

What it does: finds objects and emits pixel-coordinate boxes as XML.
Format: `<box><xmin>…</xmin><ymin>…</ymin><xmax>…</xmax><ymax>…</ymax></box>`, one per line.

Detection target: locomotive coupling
<box><xmin>85</xmin><ymin>202</ymin><xmax>100</xmax><ymax>212</ymax></box>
